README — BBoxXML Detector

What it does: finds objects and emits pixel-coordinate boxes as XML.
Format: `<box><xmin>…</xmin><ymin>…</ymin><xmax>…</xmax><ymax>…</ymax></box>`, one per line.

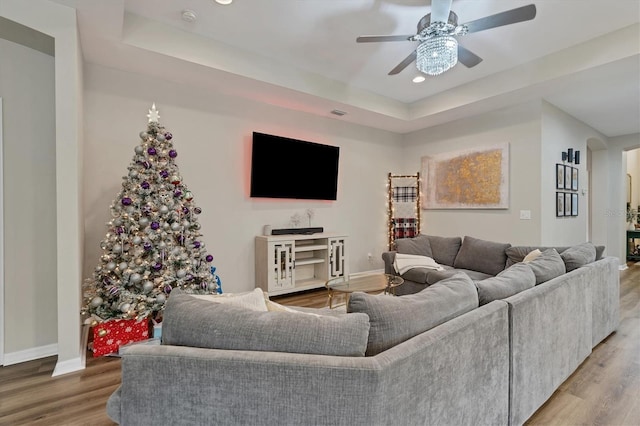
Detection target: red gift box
<box><xmin>92</xmin><ymin>318</ymin><xmax>150</xmax><ymax>357</ymax></box>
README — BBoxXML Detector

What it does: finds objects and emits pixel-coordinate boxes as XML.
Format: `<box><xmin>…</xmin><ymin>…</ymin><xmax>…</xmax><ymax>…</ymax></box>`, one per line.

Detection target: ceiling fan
<box><xmin>356</xmin><ymin>0</ymin><xmax>536</xmax><ymax>76</ymax></box>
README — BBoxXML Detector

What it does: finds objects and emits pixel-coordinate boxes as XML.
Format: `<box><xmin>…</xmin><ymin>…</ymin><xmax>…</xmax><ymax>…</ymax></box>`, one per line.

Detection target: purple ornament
<box><xmin>102</xmin><ymin>277</ymin><xmax>112</xmax><ymax>285</ymax></box>
<box><xmin>160</xmin><ymin>170</ymin><xmax>169</xmax><ymax>179</ymax></box>
<box><xmin>200</xmin><ymin>281</ymin><xmax>208</xmax><ymax>290</ymax></box>
<box><xmin>193</xmin><ymin>241</ymin><xmax>201</xmax><ymax>249</ymax></box>
<box><xmin>185</xmin><ymin>274</ymin><xmax>193</xmax><ymax>281</ymax></box>
<box><xmin>165</xmin><ymin>132</ymin><xmax>173</xmax><ymax>140</ymax></box>
<box><xmin>194</xmin><ymin>207</ymin><xmax>202</xmax><ymax>215</ymax></box>
<box><xmin>176</xmin><ymin>235</ymin><xmax>185</xmax><ymax>244</ymax></box>
<box><xmin>142</xmin><ymin>161</ymin><xmax>151</xmax><ymax>169</ymax></box>
<box><xmin>150</xmin><ymin>221</ymin><xmax>160</xmax><ymax>230</ymax></box>
<box><xmin>115</xmin><ymin>226</ymin><xmax>124</xmax><ymax>235</ymax></box>
<box><xmin>206</xmin><ymin>255</ymin><xmax>214</xmax><ymax>262</ymax></box>
<box><xmin>169</xmin><ymin>149</ymin><xmax>177</xmax><ymax>158</ymax></box>
<box><xmin>141</xmin><ymin>181</ymin><xmax>150</xmax><ymax>190</ymax></box>
<box><xmin>153</xmin><ymin>262</ymin><xmax>163</xmax><ymax>271</ymax></box>
<box><xmin>108</xmin><ymin>286</ymin><xmax>120</xmax><ymax>296</ymax></box>
<box><xmin>164</xmin><ymin>284</ymin><xmax>173</xmax><ymax>294</ymax></box>
<box><xmin>143</xmin><ymin>242</ymin><xmax>152</xmax><ymax>251</ymax></box>
<box><xmin>142</xmin><ymin>205</ymin><xmax>152</xmax><ymax>215</ymax></box>
<box><xmin>147</xmin><ymin>147</ymin><xmax>157</xmax><ymax>156</ymax></box>
<box><xmin>174</xmin><ymin>190</ymin><xmax>182</xmax><ymax>198</ymax></box>
<box><xmin>182</xmin><ymin>206</ymin><xmax>189</xmax><ymax>214</ymax></box>
<box><xmin>121</xmin><ymin>197</ymin><xmax>132</xmax><ymax>206</ymax></box>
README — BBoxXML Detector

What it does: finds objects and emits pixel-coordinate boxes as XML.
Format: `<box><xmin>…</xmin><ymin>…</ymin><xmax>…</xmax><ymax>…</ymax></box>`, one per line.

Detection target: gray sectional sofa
<box><xmin>106</xmin><ymin>236</ymin><xmax>619</xmax><ymax>426</ymax></box>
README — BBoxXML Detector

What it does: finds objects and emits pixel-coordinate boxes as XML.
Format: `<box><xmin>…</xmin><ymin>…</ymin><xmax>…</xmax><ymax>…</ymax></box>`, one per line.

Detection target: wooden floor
<box><xmin>0</xmin><ymin>263</ymin><xmax>638</xmax><ymax>426</ymax></box>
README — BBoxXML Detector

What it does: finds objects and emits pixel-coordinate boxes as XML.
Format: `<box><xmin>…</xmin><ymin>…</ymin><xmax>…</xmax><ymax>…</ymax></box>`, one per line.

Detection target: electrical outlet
<box><xmin>367</xmin><ymin>253</ymin><xmax>373</xmax><ymax>262</ymax></box>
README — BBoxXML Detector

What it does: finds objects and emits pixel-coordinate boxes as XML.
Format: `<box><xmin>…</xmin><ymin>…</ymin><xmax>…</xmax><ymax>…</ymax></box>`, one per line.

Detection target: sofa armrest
<box><xmin>381</xmin><ymin>251</ymin><xmax>397</xmax><ymax>275</ymax></box>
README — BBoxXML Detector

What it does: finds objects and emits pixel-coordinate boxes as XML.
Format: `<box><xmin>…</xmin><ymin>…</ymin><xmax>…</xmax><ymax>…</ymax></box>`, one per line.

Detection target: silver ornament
<box><xmin>113</xmin><ymin>244</ymin><xmax>122</xmax><ymax>253</ymax></box>
<box><xmin>176</xmin><ymin>269</ymin><xmax>186</xmax><ymax>278</ymax></box>
<box><xmin>139</xmin><ymin>217</ymin><xmax>150</xmax><ymax>227</ymax></box>
<box><xmin>171</xmin><ymin>222</ymin><xmax>181</xmax><ymax>231</ymax></box>
<box><xmin>142</xmin><ymin>281</ymin><xmax>154</xmax><ymax>293</ymax></box>
<box><xmin>157</xmin><ymin>134</ymin><xmax>165</xmax><ymax>142</ymax></box>
<box><xmin>90</xmin><ymin>296</ymin><xmax>103</xmax><ymax>307</ymax></box>
<box><xmin>156</xmin><ymin>294</ymin><xmax>166</xmax><ymax>304</ymax></box>
<box><xmin>138</xmin><ymin>132</ymin><xmax>147</xmax><ymax>141</ymax></box>
<box><xmin>113</xmin><ymin>218</ymin><xmax>123</xmax><ymax>226</ymax></box>
<box><xmin>160</xmin><ymin>205</ymin><xmax>169</xmax><ymax>214</ymax></box>
<box><xmin>130</xmin><ymin>273</ymin><xmax>142</xmax><ymax>283</ymax></box>
<box><xmin>106</xmin><ymin>262</ymin><xmax>117</xmax><ymax>271</ymax></box>
<box><xmin>120</xmin><ymin>303</ymin><xmax>131</xmax><ymax>313</ymax></box>
<box><xmin>119</xmin><ymin>262</ymin><xmax>128</xmax><ymax>271</ymax></box>
<box><xmin>132</xmin><ymin>236</ymin><xmax>142</xmax><ymax>245</ymax></box>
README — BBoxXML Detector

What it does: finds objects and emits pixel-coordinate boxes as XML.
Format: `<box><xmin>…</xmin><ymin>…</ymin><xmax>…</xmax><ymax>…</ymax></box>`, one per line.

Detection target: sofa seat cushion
<box><xmin>425</xmin><ymin>267</ymin><xmax>493</xmax><ymax>285</ymax></box>
<box><xmin>474</xmin><ymin>263</ymin><xmax>535</xmax><ymax>306</ymax></box>
<box><xmin>347</xmin><ymin>272</ymin><xmax>479</xmax><ymax>356</ymax></box>
<box><xmin>163</xmin><ymin>291</ymin><xmax>371</xmax><ymax>357</ymax></box>
<box><xmin>560</xmin><ymin>242</ymin><xmax>597</xmax><ymax>272</ymax></box>
<box><xmin>525</xmin><ymin>248</ymin><xmax>566</xmax><ymax>285</ymax></box>
<box><xmin>454</xmin><ymin>236</ymin><xmax>511</xmax><ymax>276</ymax></box>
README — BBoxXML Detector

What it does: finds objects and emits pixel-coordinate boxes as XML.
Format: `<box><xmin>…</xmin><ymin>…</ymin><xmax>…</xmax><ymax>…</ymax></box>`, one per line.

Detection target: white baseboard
<box><xmin>350</xmin><ymin>269</ymin><xmax>385</xmax><ymax>277</ymax></box>
<box><xmin>3</xmin><ymin>343</ymin><xmax>58</xmax><ymax>366</ymax></box>
<box><xmin>52</xmin><ymin>357</ymin><xmax>85</xmax><ymax>377</ymax></box>
<box><xmin>619</xmin><ymin>264</ymin><xmax>628</xmax><ymax>270</ymax></box>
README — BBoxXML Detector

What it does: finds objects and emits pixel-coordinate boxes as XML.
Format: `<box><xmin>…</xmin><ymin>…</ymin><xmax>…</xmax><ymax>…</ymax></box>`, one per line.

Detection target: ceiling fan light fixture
<box><xmin>416</xmin><ymin>35</ymin><xmax>458</xmax><ymax>76</ymax></box>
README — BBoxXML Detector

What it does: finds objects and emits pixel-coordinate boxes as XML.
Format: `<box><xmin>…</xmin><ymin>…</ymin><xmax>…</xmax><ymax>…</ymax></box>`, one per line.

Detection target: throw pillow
<box><xmin>453</xmin><ymin>236</ymin><xmax>511</xmax><ymax>276</ymax></box>
<box><xmin>526</xmin><ymin>248</ymin><xmax>566</xmax><ymax>285</ymax></box>
<box><xmin>474</xmin><ymin>263</ymin><xmax>535</xmax><ymax>306</ymax></box>
<box><xmin>523</xmin><ymin>249</ymin><xmax>542</xmax><ymax>263</ymax></box>
<box><xmin>163</xmin><ymin>292</ymin><xmax>370</xmax><ymax>357</ymax></box>
<box><xmin>560</xmin><ymin>242</ymin><xmax>597</xmax><ymax>272</ymax></box>
<box><xmin>425</xmin><ymin>235</ymin><xmax>462</xmax><ymax>267</ymax></box>
<box><xmin>395</xmin><ymin>234</ymin><xmax>433</xmax><ymax>257</ymax></box>
<box><xmin>347</xmin><ymin>272</ymin><xmax>478</xmax><ymax>356</ymax></box>
<box><xmin>191</xmin><ymin>287</ymin><xmax>268</xmax><ymax>312</ymax></box>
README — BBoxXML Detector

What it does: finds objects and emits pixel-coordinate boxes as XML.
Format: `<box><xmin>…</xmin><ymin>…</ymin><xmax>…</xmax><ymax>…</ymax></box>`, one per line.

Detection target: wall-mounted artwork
<box><xmin>421</xmin><ymin>143</ymin><xmax>509</xmax><ymax>209</ymax></box>
<box><xmin>556</xmin><ymin>192</ymin><xmax>564</xmax><ymax>217</ymax></box>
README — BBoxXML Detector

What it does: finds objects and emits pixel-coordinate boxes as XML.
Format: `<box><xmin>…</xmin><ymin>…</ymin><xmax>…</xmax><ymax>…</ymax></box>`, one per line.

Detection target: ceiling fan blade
<box><xmin>464</xmin><ymin>4</ymin><xmax>536</xmax><ymax>34</ymax></box>
<box><xmin>430</xmin><ymin>0</ymin><xmax>453</xmax><ymax>23</ymax></box>
<box><xmin>457</xmin><ymin>45</ymin><xmax>483</xmax><ymax>68</ymax></box>
<box><xmin>388</xmin><ymin>50</ymin><xmax>417</xmax><ymax>75</ymax></box>
<box><xmin>357</xmin><ymin>35</ymin><xmax>414</xmax><ymax>43</ymax></box>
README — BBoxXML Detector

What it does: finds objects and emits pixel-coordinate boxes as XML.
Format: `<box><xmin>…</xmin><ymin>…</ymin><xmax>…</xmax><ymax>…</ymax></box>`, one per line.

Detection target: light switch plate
<box><xmin>520</xmin><ymin>210</ymin><xmax>531</xmax><ymax>220</ymax></box>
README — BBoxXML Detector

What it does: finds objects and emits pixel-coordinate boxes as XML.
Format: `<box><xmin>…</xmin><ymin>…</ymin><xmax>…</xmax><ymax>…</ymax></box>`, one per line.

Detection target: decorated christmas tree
<box><xmin>82</xmin><ymin>104</ymin><xmax>221</xmax><ymax>323</ymax></box>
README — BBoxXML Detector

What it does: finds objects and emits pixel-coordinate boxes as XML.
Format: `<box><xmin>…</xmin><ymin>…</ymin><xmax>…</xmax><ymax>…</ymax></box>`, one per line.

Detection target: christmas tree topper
<box><xmin>147</xmin><ymin>103</ymin><xmax>160</xmax><ymax>123</ymax></box>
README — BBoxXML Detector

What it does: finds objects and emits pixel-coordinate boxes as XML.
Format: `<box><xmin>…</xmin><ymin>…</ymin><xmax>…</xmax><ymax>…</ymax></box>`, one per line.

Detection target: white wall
<box><xmin>1</xmin><ymin>0</ymin><xmax>84</xmax><ymax>375</ymax></box>
<box><xmin>540</xmin><ymin>102</ymin><xmax>601</xmax><ymax>245</ymax></box>
<box><xmin>627</xmin><ymin>148</ymin><xmax>640</xmax><ymax>212</ymax></box>
<box><xmin>83</xmin><ymin>64</ymin><xmax>403</xmax><ymax>294</ymax></box>
<box><xmin>402</xmin><ymin>101</ymin><xmax>543</xmax><ymax>245</ymax></box>
<box><xmin>0</xmin><ymin>38</ymin><xmax>57</xmax><ymax>359</ymax></box>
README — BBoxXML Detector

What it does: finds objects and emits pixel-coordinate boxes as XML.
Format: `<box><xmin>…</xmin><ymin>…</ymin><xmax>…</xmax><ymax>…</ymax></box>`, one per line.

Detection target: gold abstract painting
<box><xmin>421</xmin><ymin>143</ymin><xmax>509</xmax><ymax>209</ymax></box>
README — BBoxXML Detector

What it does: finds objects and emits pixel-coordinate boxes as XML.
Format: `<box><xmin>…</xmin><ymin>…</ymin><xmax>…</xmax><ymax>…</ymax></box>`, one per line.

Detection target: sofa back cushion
<box><xmin>525</xmin><ymin>248</ymin><xmax>566</xmax><ymax>285</ymax></box>
<box><xmin>454</xmin><ymin>236</ymin><xmax>511</xmax><ymax>276</ymax></box>
<box><xmin>505</xmin><ymin>243</ymin><xmax>604</xmax><ymax>268</ymax></box>
<box><xmin>425</xmin><ymin>235</ymin><xmax>462</xmax><ymax>266</ymax></box>
<box><xmin>347</xmin><ymin>272</ymin><xmax>479</xmax><ymax>356</ymax></box>
<box><xmin>475</xmin><ymin>263</ymin><xmax>535</xmax><ymax>306</ymax></box>
<box><xmin>163</xmin><ymin>292</ymin><xmax>371</xmax><ymax>357</ymax></box>
<box><xmin>395</xmin><ymin>234</ymin><xmax>433</xmax><ymax>257</ymax></box>
<box><xmin>560</xmin><ymin>242</ymin><xmax>597</xmax><ymax>272</ymax></box>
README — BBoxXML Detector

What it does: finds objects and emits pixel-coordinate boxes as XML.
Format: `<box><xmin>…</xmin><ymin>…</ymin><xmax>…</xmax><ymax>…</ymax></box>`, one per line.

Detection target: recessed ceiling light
<box><xmin>215</xmin><ymin>0</ymin><xmax>233</xmax><ymax>5</ymax></box>
<box><xmin>181</xmin><ymin>9</ymin><xmax>197</xmax><ymax>23</ymax></box>
<box><xmin>412</xmin><ymin>76</ymin><xmax>426</xmax><ymax>83</ymax></box>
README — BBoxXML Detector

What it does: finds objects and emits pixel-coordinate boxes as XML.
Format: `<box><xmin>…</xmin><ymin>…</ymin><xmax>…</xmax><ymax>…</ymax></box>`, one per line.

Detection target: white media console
<box><xmin>255</xmin><ymin>232</ymin><xmax>348</xmax><ymax>296</ymax></box>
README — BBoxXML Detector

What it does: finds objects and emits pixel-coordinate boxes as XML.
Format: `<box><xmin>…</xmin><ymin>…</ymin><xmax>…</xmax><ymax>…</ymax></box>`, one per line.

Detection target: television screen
<box><xmin>250</xmin><ymin>132</ymin><xmax>340</xmax><ymax>200</ymax></box>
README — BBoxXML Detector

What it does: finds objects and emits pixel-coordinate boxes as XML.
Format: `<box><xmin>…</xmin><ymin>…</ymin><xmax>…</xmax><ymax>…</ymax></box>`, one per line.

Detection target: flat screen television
<box><xmin>250</xmin><ymin>132</ymin><xmax>340</xmax><ymax>200</ymax></box>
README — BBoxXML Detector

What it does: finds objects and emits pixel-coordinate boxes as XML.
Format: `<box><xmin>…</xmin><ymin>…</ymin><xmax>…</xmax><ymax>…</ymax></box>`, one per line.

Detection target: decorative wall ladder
<box><xmin>387</xmin><ymin>173</ymin><xmax>421</xmax><ymax>250</ymax></box>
